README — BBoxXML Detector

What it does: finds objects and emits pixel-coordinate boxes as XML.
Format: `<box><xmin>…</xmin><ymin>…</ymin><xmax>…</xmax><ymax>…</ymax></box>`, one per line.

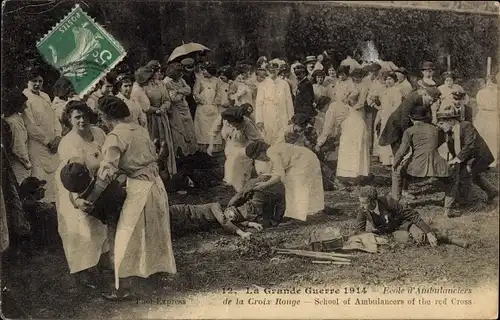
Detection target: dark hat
<box><xmin>97</xmin><ymin>95</ymin><xmax>131</xmax><ymax>119</ymax></box>
<box><xmin>245</xmin><ymin>141</ymin><xmax>270</xmax><ymax>159</ymax></box>
<box><xmin>451</xmin><ymin>89</ymin><xmax>466</xmax><ymax>100</ymax></box>
<box><xmin>146</xmin><ymin>60</ymin><xmax>161</xmax><ymax>70</ymax></box>
<box><xmin>19</xmin><ymin>177</ymin><xmax>47</xmax><ymax>196</ymax></box>
<box><xmin>181</xmin><ymin>58</ymin><xmax>195</xmax><ymax>66</ymax></box>
<box><xmin>436</xmin><ymin>107</ymin><xmax>460</xmax><ymax>121</ymax></box>
<box><xmin>420</xmin><ymin>61</ymin><xmax>435</xmax><ymax>70</ymax></box>
<box><xmin>394</xmin><ymin>67</ymin><xmax>408</xmax><ymax>76</ymax></box>
<box><xmin>235</xmin><ymin>63</ymin><xmax>251</xmax><ymax>74</ymax></box>
<box><xmin>217</xmin><ymin>65</ymin><xmax>232</xmax><ymax>78</ymax></box>
<box><xmin>410</xmin><ymin>104</ymin><xmax>431</xmax><ymax>121</ymax></box>
<box><xmin>289</xmin><ymin>113</ymin><xmax>311</xmax><ymax>127</ymax></box>
<box><xmin>134</xmin><ymin>66</ymin><xmax>154</xmax><ymax>85</ymax></box>
<box><xmin>303</xmin><ymin>55</ymin><xmax>317</xmax><ymax>65</ymax></box>
<box><xmin>60</xmin><ymin>162</ymin><xmax>92</xmax><ymax>193</ymax></box>
<box><xmin>350</xmin><ymin>68</ymin><xmax>364</xmax><ymax>79</ymax></box>
<box><xmin>221</xmin><ymin>106</ymin><xmax>245</xmax><ymax>123</ymax></box>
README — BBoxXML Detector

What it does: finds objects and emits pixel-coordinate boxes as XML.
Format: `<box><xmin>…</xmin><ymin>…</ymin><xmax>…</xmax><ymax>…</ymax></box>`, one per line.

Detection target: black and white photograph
<box><xmin>1</xmin><ymin>1</ymin><xmax>498</xmax><ymax>319</ymax></box>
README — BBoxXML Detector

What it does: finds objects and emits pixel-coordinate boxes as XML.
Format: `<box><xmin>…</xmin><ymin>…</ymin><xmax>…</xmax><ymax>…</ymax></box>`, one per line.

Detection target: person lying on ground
<box><xmin>354</xmin><ymin>186</ymin><xmax>438</xmax><ymax>247</ymax></box>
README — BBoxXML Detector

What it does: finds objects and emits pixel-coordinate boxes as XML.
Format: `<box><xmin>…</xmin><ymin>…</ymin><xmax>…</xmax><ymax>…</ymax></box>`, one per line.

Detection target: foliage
<box><xmin>2</xmin><ymin>1</ymin><xmax>497</xmax><ymax>98</ymax></box>
<box><xmin>284</xmin><ymin>3</ymin><xmax>498</xmax><ymax>78</ymax></box>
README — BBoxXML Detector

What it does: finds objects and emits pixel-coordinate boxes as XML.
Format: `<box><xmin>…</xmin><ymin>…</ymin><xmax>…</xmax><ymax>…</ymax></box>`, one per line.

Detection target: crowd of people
<box><xmin>1</xmin><ymin>48</ymin><xmax>498</xmax><ymax>301</ymax></box>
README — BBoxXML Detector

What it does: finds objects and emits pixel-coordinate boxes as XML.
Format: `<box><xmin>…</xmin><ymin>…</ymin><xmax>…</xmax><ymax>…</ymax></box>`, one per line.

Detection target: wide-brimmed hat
<box><xmin>420</xmin><ymin>61</ymin><xmax>435</xmax><ymax>70</ymax></box>
<box><xmin>364</xmin><ymin>63</ymin><xmax>382</xmax><ymax>73</ymax></box>
<box><xmin>436</xmin><ymin>107</ymin><xmax>460</xmax><ymax>120</ymax></box>
<box><xmin>146</xmin><ymin>60</ymin><xmax>162</xmax><ymax>71</ymax></box>
<box><xmin>410</xmin><ymin>104</ymin><xmax>431</xmax><ymax>120</ymax></box>
<box><xmin>303</xmin><ymin>55</ymin><xmax>317</xmax><ymax>65</ymax></box>
<box><xmin>2</xmin><ymin>89</ymin><xmax>28</xmax><ymax>115</ymax></box>
<box><xmin>19</xmin><ymin>177</ymin><xmax>47</xmax><ymax>196</ymax></box>
<box><xmin>134</xmin><ymin>66</ymin><xmax>154</xmax><ymax>85</ymax></box>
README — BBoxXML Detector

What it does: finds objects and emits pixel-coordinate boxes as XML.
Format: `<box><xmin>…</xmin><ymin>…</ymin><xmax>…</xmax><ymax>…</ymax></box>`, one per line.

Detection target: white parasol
<box><xmin>167</xmin><ymin>42</ymin><xmax>211</xmax><ymax>62</ymax></box>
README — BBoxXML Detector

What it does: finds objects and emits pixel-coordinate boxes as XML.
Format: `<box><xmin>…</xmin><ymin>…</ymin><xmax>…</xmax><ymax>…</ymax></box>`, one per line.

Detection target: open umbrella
<box><xmin>168</xmin><ymin>42</ymin><xmax>211</xmax><ymax>62</ymax></box>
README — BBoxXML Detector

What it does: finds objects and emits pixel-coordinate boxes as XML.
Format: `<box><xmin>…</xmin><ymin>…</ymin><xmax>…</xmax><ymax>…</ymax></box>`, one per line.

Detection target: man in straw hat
<box><xmin>392</xmin><ymin>104</ymin><xmax>449</xmax><ymax>201</ymax></box>
<box><xmin>436</xmin><ymin>107</ymin><xmax>497</xmax><ymax>217</ymax></box>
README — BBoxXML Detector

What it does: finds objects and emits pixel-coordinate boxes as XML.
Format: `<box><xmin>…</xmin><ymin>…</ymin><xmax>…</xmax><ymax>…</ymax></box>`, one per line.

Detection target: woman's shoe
<box><xmin>101</xmin><ymin>289</ymin><xmax>135</xmax><ymax>301</ymax></box>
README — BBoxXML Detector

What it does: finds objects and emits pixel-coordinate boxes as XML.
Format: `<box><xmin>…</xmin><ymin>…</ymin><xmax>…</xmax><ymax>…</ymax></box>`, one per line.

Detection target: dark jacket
<box><xmin>354</xmin><ymin>195</ymin><xmax>432</xmax><ymax>235</ymax></box>
<box><xmin>393</xmin><ymin>122</ymin><xmax>449</xmax><ymax>177</ymax></box>
<box><xmin>183</xmin><ymin>72</ymin><xmax>198</xmax><ymax>118</ymax></box>
<box><xmin>446</xmin><ymin>121</ymin><xmax>494</xmax><ymax>175</ymax></box>
<box><xmin>379</xmin><ymin>90</ymin><xmax>421</xmax><ymax>147</ymax></box>
<box><xmin>294</xmin><ymin>77</ymin><xmax>315</xmax><ymax>116</ymax></box>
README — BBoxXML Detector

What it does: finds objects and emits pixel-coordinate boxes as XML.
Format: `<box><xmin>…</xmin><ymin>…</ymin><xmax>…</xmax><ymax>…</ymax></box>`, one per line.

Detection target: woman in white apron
<box><xmin>475</xmin><ymin>76</ymin><xmax>498</xmax><ymax>167</ymax></box>
<box><xmin>115</xmin><ymin>73</ymin><xmax>147</xmax><ymax>128</ymax></box>
<box><xmin>333</xmin><ymin>66</ymin><xmax>370</xmax><ymax>184</ymax></box>
<box><xmin>193</xmin><ymin>62</ymin><xmax>223</xmax><ymax>153</ymax></box>
<box><xmin>374</xmin><ymin>72</ymin><xmax>403</xmax><ymax>166</ymax></box>
<box><xmin>209</xmin><ymin>105</ymin><xmax>263</xmax><ymax>192</ymax></box>
<box><xmin>245</xmin><ymin>141</ymin><xmax>324</xmax><ymax>222</ymax></box>
<box><xmin>55</xmin><ymin>100</ymin><xmax>109</xmax><ymax>289</ymax></box>
<box><xmin>96</xmin><ymin>95</ymin><xmax>176</xmax><ymax>300</ymax></box>
<box><xmin>22</xmin><ymin>67</ymin><xmax>61</xmax><ymax>203</ymax></box>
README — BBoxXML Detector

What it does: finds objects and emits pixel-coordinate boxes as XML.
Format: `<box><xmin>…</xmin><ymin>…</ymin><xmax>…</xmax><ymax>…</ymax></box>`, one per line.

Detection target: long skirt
<box><xmin>224</xmin><ymin>143</ymin><xmax>253</xmax><ymax>192</ymax></box>
<box><xmin>147</xmin><ymin>113</ymin><xmax>177</xmax><ymax>174</ymax></box>
<box><xmin>55</xmin><ymin>167</ymin><xmax>109</xmax><ymax>273</ymax></box>
<box><xmin>114</xmin><ymin>176</ymin><xmax>176</xmax><ymax>289</ymax></box>
<box><xmin>168</xmin><ymin>104</ymin><xmax>198</xmax><ymax>157</ymax></box>
<box><xmin>337</xmin><ymin>109</ymin><xmax>370</xmax><ymax>178</ymax></box>
<box><xmin>194</xmin><ymin>104</ymin><xmax>222</xmax><ymax>145</ymax></box>
<box><xmin>283</xmin><ymin>150</ymin><xmax>325</xmax><ymax>221</ymax></box>
<box><xmin>11</xmin><ymin>160</ymin><xmax>31</xmax><ymax>185</ymax></box>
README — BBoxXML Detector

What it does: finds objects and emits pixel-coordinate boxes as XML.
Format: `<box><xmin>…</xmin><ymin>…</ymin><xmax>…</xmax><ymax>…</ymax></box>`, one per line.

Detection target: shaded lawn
<box><xmin>2</xmin><ymin>164</ymin><xmax>498</xmax><ymax>319</ymax></box>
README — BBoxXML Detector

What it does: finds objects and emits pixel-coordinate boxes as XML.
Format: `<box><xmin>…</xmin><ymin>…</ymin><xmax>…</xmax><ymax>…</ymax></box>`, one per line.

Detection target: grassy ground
<box><xmin>1</xmin><ymin>161</ymin><xmax>498</xmax><ymax>319</ymax></box>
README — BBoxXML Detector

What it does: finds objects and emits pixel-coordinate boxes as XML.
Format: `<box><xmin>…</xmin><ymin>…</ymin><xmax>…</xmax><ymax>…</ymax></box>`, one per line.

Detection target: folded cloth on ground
<box><xmin>342</xmin><ymin>233</ymin><xmax>388</xmax><ymax>253</ymax></box>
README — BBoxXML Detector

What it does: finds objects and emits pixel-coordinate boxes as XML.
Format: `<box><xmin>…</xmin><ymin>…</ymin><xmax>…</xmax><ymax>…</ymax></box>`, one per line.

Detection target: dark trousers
<box><xmin>252</xmin><ymin>191</ymin><xmax>285</xmax><ymax>223</ymax></box>
<box><xmin>364</xmin><ymin>108</ymin><xmax>376</xmax><ymax>155</ymax></box>
<box><xmin>444</xmin><ymin>164</ymin><xmax>496</xmax><ymax>208</ymax></box>
<box><xmin>390</xmin><ymin>141</ymin><xmax>409</xmax><ymax>200</ymax></box>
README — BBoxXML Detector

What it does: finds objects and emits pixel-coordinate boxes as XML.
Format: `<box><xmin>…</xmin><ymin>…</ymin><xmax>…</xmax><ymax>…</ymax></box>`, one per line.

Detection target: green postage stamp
<box><xmin>36</xmin><ymin>4</ymin><xmax>126</xmax><ymax>97</ymax></box>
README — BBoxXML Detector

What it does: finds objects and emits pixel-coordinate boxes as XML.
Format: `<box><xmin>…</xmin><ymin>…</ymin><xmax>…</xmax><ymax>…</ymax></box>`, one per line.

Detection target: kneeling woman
<box><xmin>95</xmin><ymin>96</ymin><xmax>176</xmax><ymax>298</ymax></box>
<box><xmin>245</xmin><ymin>141</ymin><xmax>324</xmax><ymax>221</ymax></box>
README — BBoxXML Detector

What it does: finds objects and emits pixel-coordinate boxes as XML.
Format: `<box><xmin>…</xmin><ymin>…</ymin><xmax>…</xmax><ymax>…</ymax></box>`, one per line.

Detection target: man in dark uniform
<box><xmin>181</xmin><ymin>57</ymin><xmax>197</xmax><ymax>119</ymax></box>
<box><xmin>436</xmin><ymin>108</ymin><xmax>498</xmax><ymax>217</ymax></box>
<box><xmin>292</xmin><ymin>64</ymin><xmax>316</xmax><ymax>119</ymax></box>
<box><xmin>380</xmin><ymin>88</ymin><xmax>439</xmax><ymax>200</ymax></box>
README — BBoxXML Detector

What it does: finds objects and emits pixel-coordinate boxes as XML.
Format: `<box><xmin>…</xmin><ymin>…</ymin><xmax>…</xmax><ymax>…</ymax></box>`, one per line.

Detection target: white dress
<box><xmin>267</xmin><ymin>143</ymin><xmax>324</xmax><ymax>221</ymax></box>
<box><xmin>193</xmin><ymin>76</ymin><xmax>221</xmax><ymax>145</ymax></box>
<box><xmin>374</xmin><ymin>86</ymin><xmax>402</xmax><ymax>165</ymax></box>
<box><xmin>4</xmin><ymin>114</ymin><xmax>31</xmax><ymax>183</ymax></box>
<box><xmin>255</xmin><ymin>77</ymin><xmax>294</xmax><ymax>145</ymax></box>
<box><xmin>335</xmin><ymin>80</ymin><xmax>370</xmax><ymax>178</ymax></box>
<box><xmin>55</xmin><ymin>127</ymin><xmax>109</xmax><ymax>274</ymax></box>
<box><xmin>475</xmin><ymin>86</ymin><xmax>498</xmax><ymax>167</ymax></box>
<box><xmin>213</xmin><ymin>116</ymin><xmax>263</xmax><ymax>192</ymax></box>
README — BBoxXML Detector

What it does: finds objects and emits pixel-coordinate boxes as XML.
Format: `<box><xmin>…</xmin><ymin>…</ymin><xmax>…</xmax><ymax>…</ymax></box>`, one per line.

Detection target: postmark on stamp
<box><xmin>36</xmin><ymin>4</ymin><xmax>126</xmax><ymax>97</ymax></box>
